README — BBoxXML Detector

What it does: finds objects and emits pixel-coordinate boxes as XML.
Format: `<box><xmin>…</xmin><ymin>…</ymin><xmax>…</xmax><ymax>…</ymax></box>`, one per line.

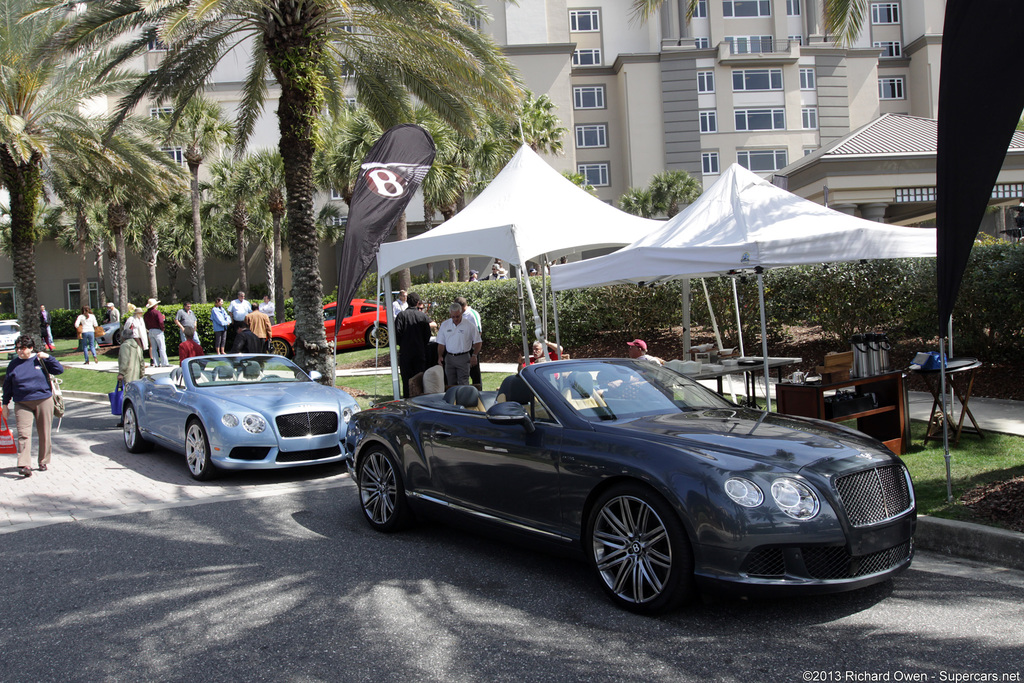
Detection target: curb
<box><xmin>916</xmin><ymin>515</ymin><xmax>1024</xmax><ymax>571</ymax></box>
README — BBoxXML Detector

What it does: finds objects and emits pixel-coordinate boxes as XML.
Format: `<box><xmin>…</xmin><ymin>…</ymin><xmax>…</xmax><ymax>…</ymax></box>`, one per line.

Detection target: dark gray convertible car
<box><xmin>345</xmin><ymin>359</ymin><xmax>915</xmax><ymax>614</ymax></box>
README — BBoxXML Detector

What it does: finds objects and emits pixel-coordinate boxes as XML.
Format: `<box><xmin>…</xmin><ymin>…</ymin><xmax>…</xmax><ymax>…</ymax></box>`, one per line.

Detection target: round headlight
<box><xmin>724</xmin><ymin>477</ymin><xmax>764</xmax><ymax>507</ymax></box>
<box><xmin>221</xmin><ymin>414</ymin><xmax>239</xmax><ymax>428</ymax></box>
<box><xmin>770</xmin><ymin>478</ymin><xmax>820</xmax><ymax>520</ymax></box>
<box><xmin>342</xmin><ymin>406</ymin><xmax>358</xmax><ymax>424</ymax></box>
<box><xmin>242</xmin><ymin>414</ymin><xmax>266</xmax><ymax>433</ymax></box>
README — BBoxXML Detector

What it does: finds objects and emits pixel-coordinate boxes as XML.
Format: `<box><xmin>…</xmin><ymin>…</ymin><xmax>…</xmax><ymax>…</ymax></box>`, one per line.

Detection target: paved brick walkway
<box><xmin>0</xmin><ymin>397</ymin><xmax>351</xmax><ymax>535</ymax></box>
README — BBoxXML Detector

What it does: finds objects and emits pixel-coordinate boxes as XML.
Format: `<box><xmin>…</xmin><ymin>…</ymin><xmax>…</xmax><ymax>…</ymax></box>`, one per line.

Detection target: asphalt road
<box><xmin>2</xmin><ymin>479</ymin><xmax>1023</xmax><ymax>683</ymax></box>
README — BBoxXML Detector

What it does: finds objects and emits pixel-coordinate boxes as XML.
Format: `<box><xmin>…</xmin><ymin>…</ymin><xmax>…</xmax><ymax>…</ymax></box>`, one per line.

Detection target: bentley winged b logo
<box><xmin>360</xmin><ymin>162</ymin><xmax>431</xmax><ymax>200</ymax></box>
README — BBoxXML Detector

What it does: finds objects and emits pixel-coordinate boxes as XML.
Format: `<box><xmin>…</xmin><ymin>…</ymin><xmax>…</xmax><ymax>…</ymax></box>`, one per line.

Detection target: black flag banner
<box><xmin>334</xmin><ymin>124</ymin><xmax>436</xmax><ymax>334</ymax></box>
<box><xmin>936</xmin><ymin>0</ymin><xmax>1024</xmax><ymax>335</ymax></box>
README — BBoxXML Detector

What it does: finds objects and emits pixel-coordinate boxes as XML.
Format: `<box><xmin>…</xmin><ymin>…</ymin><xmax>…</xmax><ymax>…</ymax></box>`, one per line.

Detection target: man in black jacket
<box><xmin>394</xmin><ymin>292</ymin><xmax>433</xmax><ymax>398</ymax></box>
<box><xmin>230</xmin><ymin>320</ymin><xmax>265</xmax><ymax>354</ymax></box>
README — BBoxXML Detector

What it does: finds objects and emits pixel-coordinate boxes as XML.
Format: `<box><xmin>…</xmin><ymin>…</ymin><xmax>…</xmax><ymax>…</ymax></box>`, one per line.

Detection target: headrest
<box><xmin>571</xmin><ymin>373</ymin><xmax>596</xmax><ymax>395</ymax></box>
<box><xmin>242</xmin><ymin>361</ymin><xmax>261</xmax><ymax>379</ymax></box>
<box><xmin>444</xmin><ymin>384</ymin><xmax>481</xmax><ymax>409</ymax></box>
<box><xmin>215</xmin><ymin>365</ymin><xmax>233</xmax><ymax>380</ymax></box>
<box><xmin>497</xmin><ymin>374</ymin><xmax>533</xmax><ymax>404</ymax></box>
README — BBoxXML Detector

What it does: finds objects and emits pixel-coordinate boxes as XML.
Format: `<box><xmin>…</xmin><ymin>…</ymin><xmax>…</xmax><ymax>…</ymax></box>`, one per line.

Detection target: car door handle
<box><xmin>433</xmin><ymin>429</ymin><xmax>452</xmax><ymax>438</ymax></box>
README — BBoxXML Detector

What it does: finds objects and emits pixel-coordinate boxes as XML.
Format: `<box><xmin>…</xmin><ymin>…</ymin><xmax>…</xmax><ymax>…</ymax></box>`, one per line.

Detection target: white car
<box><xmin>0</xmin><ymin>320</ymin><xmax>20</xmax><ymax>352</ymax></box>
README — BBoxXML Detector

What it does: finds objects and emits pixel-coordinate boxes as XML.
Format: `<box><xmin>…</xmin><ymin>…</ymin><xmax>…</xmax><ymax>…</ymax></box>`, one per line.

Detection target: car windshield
<box><xmin>532</xmin><ymin>360</ymin><xmax>732</xmax><ymax>422</ymax></box>
<box><xmin>0</xmin><ymin>322</ymin><xmax>19</xmax><ymax>335</ymax></box>
<box><xmin>187</xmin><ymin>355</ymin><xmax>312</xmax><ymax>387</ymax></box>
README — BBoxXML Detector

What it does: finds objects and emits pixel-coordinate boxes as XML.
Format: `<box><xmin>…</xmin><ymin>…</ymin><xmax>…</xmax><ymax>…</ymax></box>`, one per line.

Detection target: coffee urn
<box><xmin>851</xmin><ymin>334</ymin><xmax>871</xmax><ymax>378</ymax></box>
<box><xmin>876</xmin><ymin>332</ymin><xmax>891</xmax><ymax>373</ymax></box>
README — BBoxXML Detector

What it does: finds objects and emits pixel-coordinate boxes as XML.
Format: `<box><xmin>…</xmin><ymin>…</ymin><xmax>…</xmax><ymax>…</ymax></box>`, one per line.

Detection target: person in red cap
<box><xmin>627</xmin><ymin>338</ymin><xmax>664</xmax><ymax>365</ymax></box>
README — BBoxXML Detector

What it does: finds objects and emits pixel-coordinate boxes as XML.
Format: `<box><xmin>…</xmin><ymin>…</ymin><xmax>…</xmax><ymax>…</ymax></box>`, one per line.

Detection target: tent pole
<box><xmin>520</xmin><ymin>262</ymin><xmax>544</xmax><ymax>344</ymax></box>
<box><xmin>731</xmin><ymin>276</ymin><xmax>746</xmax><ymax>357</ymax></box>
<box><xmin>756</xmin><ymin>268</ymin><xmax>771</xmax><ymax>412</ymax></box>
<box><xmin>546</xmin><ymin>257</ymin><xmax>563</xmax><ymax>357</ymax></box>
<box><xmin>515</xmin><ymin>268</ymin><xmax>531</xmax><ymax>363</ymax></box>
<box><xmin>681</xmin><ymin>279</ymin><xmax>691</xmax><ymax>354</ymax></box>
<box><xmin>939</xmin><ymin>336</ymin><xmax>952</xmax><ymax>502</ymax></box>
<box><xmin>383</xmin><ymin>274</ymin><xmax>400</xmax><ymax>400</ymax></box>
<box><xmin>947</xmin><ymin>317</ymin><xmax>956</xmax><ymax>423</ymax></box>
<box><xmin>701</xmin><ymin>278</ymin><xmax>724</xmax><ymax>352</ymax></box>
<box><xmin>541</xmin><ymin>256</ymin><xmax>549</xmax><ymax>342</ymax></box>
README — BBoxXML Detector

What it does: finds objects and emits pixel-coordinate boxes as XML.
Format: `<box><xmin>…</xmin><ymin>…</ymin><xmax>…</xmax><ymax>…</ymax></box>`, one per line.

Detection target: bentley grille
<box><xmin>743</xmin><ymin>541</ymin><xmax>913</xmax><ymax>580</ymax></box>
<box><xmin>276</xmin><ymin>411</ymin><xmax>338</xmax><ymax>437</ymax></box>
<box><xmin>835</xmin><ymin>464</ymin><xmax>913</xmax><ymax>527</ymax></box>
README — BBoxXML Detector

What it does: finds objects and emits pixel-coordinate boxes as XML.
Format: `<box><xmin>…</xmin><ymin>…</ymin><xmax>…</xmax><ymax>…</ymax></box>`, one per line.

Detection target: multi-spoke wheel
<box><xmin>122</xmin><ymin>402</ymin><xmax>153</xmax><ymax>453</ymax></box>
<box><xmin>185</xmin><ymin>418</ymin><xmax>217</xmax><ymax>481</ymax></box>
<box><xmin>587</xmin><ymin>484</ymin><xmax>694</xmax><ymax>614</ymax></box>
<box><xmin>365</xmin><ymin>324</ymin><xmax>389</xmax><ymax>349</ymax></box>
<box><xmin>270</xmin><ymin>338</ymin><xmax>292</xmax><ymax>357</ymax></box>
<box><xmin>357</xmin><ymin>446</ymin><xmax>410</xmax><ymax>532</ymax></box>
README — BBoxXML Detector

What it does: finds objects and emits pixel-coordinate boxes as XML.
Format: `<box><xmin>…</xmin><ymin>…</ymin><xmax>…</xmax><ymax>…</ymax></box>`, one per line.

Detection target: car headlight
<box><xmin>341</xmin><ymin>406</ymin><xmax>359</xmax><ymax>424</ymax></box>
<box><xmin>242</xmin><ymin>414</ymin><xmax>266</xmax><ymax>433</ymax></box>
<box><xmin>222</xmin><ymin>414</ymin><xmax>239</xmax><ymax>428</ymax></box>
<box><xmin>770</xmin><ymin>478</ymin><xmax>820</xmax><ymax>520</ymax></box>
<box><xmin>724</xmin><ymin>477</ymin><xmax>764</xmax><ymax>507</ymax></box>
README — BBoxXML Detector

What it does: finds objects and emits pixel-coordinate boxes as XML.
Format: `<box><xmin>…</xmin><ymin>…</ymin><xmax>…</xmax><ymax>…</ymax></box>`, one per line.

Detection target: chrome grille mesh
<box><xmin>744</xmin><ymin>548</ymin><xmax>786</xmax><ymax>577</ymax></box>
<box><xmin>803</xmin><ymin>541</ymin><xmax>912</xmax><ymax>580</ymax></box>
<box><xmin>835</xmin><ymin>465</ymin><xmax>912</xmax><ymax>527</ymax></box>
<box><xmin>276</xmin><ymin>411</ymin><xmax>338</xmax><ymax>437</ymax></box>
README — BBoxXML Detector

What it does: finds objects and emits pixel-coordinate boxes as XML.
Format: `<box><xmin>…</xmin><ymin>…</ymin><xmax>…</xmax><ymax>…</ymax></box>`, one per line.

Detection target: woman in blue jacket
<box><xmin>2</xmin><ymin>335</ymin><xmax>64</xmax><ymax>477</ymax></box>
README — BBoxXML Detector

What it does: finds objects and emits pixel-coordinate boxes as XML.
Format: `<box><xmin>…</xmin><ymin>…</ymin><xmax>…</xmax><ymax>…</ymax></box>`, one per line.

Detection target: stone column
<box><xmin>860</xmin><ymin>203</ymin><xmax>889</xmax><ymax>222</ymax></box>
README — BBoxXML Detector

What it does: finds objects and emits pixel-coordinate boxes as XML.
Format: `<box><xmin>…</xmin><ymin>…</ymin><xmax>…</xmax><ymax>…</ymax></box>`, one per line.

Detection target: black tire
<box><xmin>357</xmin><ymin>446</ymin><xmax>411</xmax><ymax>532</ymax></box>
<box><xmin>365</xmin><ymin>324</ymin><xmax>389</xmax><ymax>349</ymax></box>
<box><xmin>586</xmin><ymin>483</ymin><xmax>695</xmax><ymax>614</ymax></box>
<box><xmin>184</xmin><ymin>418</ymin><xmax>217</xmax><ymax>481</ymax></box>
<box><xmin>122</xmin><ymin>402</ymin><xmax>153</xmax><ymax>453</ymax></box>
<box><xmin>111</xmin><ymin>330</ymin><xmax>121</xmax><ymax>346</ymax></box>
<box><xmin>270</xmin><ymin>338</ymin><xmax>292</xmax><ymax>357</ymax></box>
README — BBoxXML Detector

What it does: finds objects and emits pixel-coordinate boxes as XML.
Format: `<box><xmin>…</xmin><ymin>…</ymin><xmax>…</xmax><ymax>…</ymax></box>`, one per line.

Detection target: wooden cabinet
<box><xmin>775</xmin><ymin>371</ymin><xmax>909</xmax><ymax>455</ymax></box>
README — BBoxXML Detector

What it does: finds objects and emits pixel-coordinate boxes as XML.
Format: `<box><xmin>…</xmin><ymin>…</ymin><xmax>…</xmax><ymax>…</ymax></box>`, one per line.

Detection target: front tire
<box><xmin>270</xmin><ymin>338</ymin><xmax>292</xmax><ymax>357</ymax></box>
<box><xmin>357</xmin><ymin>446</ymin><xmax>410</xmax><ymax>532</ymax></box>
<box><xmin>122</xmin><ymin>402</ymin><xmax>153</xmax><ymax>453</ymax></box>
<box><xmin>365</xmin><ymin>324</ymin><xmax>389</xmax><ymax>349</ymax></box>
<box><xmin>586</xmin><ymin>483</ymin><xmax>694</xmax><ymax>614</ymax></box>
<box><xmin>185</xmin><ymin>418</ymin><xmax>217</xmax><ymax>481</ymax></box>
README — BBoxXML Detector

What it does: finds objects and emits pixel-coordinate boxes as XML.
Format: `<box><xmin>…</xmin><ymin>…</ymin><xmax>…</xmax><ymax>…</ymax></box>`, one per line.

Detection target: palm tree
<box><xmin>207</xmin><ymin>158</ymin><xmax>253</xmax><ymax>294</ymax></box>
<box><xmin>50</xmin><ymin>0</ymin><xmax>521</xmax><ymax>381</ymax></box>
<box><xmin>165</xmin><ymin>96</ymin><xmax>234</xmax><ymax>303</ymax></box>
<box><xmin>562</xmin><ymin>171</ymin><xmax>596</xmax><ymax>195</ymax></box>
<box><xmin>629</xmin><ymin>0</ymin><xmax>863</xmax><ymax>45</ymax></box>
<box><xmin>650</xmin><ymin>170</ymin><xmax>701</xmax><ymax>218</ymax></box>
<box><xmin>619</xmin><ymin>187</ymin><xmax>657</xmax><ymax>218</ymax></box>
<box><xmin>0</xmin><ymin>0</ymin><xmax>141</xmax><ymax>338</ymax></box>
<box><xmin>244</xmin><ymin>150</ymin><xmax>288</xmax><ymax>314</ymax></box>
<box><xmin>517</xmin><ymin>92</ymin><xmax>568</xmax><ymax>156</ymax></box>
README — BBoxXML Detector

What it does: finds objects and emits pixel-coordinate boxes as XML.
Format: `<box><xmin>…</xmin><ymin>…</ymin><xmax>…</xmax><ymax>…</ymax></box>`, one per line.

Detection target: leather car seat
<box><xmin>444</xmin><ymin>385</ymin><xmax>485</xmax><ymax>412</ymax></box>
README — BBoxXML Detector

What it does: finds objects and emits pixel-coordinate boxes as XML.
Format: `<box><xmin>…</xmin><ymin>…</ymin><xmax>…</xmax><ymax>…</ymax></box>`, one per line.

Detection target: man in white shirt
<box><xmin>227</xmin><ymin>291</ymin><xmax>252</xmax><ymax>330</ymax></box>
<box><xmin>259</xmin><ymin>295</ymin><xmax>276</xmax><ymax>324</ymax></box>
<box><xmin>392</xmin><ymin>290</ymin><xmax>408</xmax><ymax>319</ymax></box>
<box><xmin>435</xmin><ymin>302</ymin><xmax>482</xmax><ymax>387</ymax></box>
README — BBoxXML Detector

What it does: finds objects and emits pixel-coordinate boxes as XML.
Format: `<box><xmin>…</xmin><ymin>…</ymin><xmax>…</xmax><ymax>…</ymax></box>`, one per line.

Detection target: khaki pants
<box><xmin>15</xmin><ymin>397</ymin><xmax>54</xmax><ymax>468</ymax></box>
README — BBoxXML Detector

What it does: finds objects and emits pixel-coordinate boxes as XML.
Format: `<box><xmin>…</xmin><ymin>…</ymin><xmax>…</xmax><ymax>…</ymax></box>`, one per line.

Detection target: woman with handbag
<box><xmin>74</xmin><ymin>306</ymin><xmax>100</xmax><ymax>364</ymax></box>
<box><xmin>2</xmin><ymin>335</ymin><xmax>64</xmax><ymax>477</ymax></box>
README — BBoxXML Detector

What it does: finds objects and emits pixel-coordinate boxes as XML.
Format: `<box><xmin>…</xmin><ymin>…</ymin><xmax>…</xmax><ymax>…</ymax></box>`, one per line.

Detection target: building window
<box><xmin>723</xmin><ymin>0</ymin><xmax>771</xmax><ymax>18</ymax></box>
<box><xmin>343</xmin><ymin>97</ymin><xmax>357</xmax><ymax>107</ymax></box>
<box><xmin>726</xmin><ymin>35</ymin><xmax>774</xmax><ymax>54</ymax></box>
<box><xmin>149</xmin><ymin>107</ymin><xmax>173</xmax><ymax>118</ymax></box>
<box><xmin>66</xmin><ymin>281</ymin><xmax>100</xmax><ymax>310</ymax></box>
<box><xmin>789</xmin><ymin>35</ymin><xmax>803</xmax><ymax>45</ymax></box>
<box><xmin>570</xmin><ymin>9</ymin><xmax>600</xmax><ymax>32</ymax></box>
<box><xmin>700</xmin><ymin>111</ymin><xmax>718</xmax><ymax>133</ymax></box>
<box><xmin>871</xmin><ymin>3</ymin><xmax>899</xmax><ymax>24</ymax></box>
<box><xmin>734</xmin><ymin>108</ymin><xmax>785</xmax><ymax>131</ymax></box>
<box><xmin>800</xmin><ymin>68</ymin><xmax>816</xmax><ymax>90</ymax></box>
<box><xmin>694</xmin><ymin>37</ymin><xmax>711</xmax><ymax>48</ymax></box>
<box><xmin>702</xmin><ymin>152</ymin><xmax>720</xmax><ymax>175</ymax></box>
<box><xmin>574</xmin><ymin>85</ymin><xmax>606</xmax><ymax>109</ymax></box>
<box><xmin>787</xmin><ymin>0</ymin><xmax>801</xmax><ymax>15</ymax></box>
<box><xmin>874</xmin><ymin>40</ymin><xmax>902</xmax><ymax>58</ymax></box>
<box><xmin>575</xmin><ymin>124</ymin><xmax>608</xmax><ymax>148</ymax></box>
<box><xmin>732</xmin><ymin>68</ymin><xmax>783</xmax><ymax>91</ymax></box>
<box><xmin>738</xmin><ymin>149</ymin><xmax>789</xmax><ymax>172</ymax></box>
<box><xmin>578</xmin><ymin>163</ymin><xmax>610</xmax><ymax>187</ymax></box>
<box><xmin>147</xmin><ymin>37</ymin><xmax>167</xmax><ymax>51</ymax></box>
<box><xmin>804</xmin><ymin>147</ymin><xmax>816</xmax><ymax>156</ymax></box>
<box><xmin>328</xmin><ymin>216</ymin><xmax>348</xmax><ymax>227</ymax></box>
<box><xmin>801</xmin><ymin>107</ymin><xmax>818</xmax><ymax>129</ymax></box>
<box><xmin>693</xmin><ymin>0</ymin><xmax>708</xmax><ymax>18</ymax></box>
<box><xmin>878</xmin><ymin>77</ymin><xmax>905</xmax><ymax>99</ymax></box>
<box><xmin>330</xmin><ymin>188</ymin><xmax>343</xmax><ymax>200</ymax></box>
<box><xmin>697</xmin><ymin>70</ymin><xmax>715</xmax><ymax>93</ymax></box>
<box><xmin>161</xmin><ymin>146</ymin><xmax>185</xmax><ymax>164</ymax></box>
<box><xmin>573</xmin><ymin>49</ymin><xmax>602</xmax><ymax>67</ymax></box>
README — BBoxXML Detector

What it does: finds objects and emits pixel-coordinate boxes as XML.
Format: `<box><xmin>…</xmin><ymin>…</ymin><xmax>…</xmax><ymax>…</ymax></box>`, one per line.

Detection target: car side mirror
<box><xmin>152</xmin><ymin>375</ymin><xmax>177</xmax><ymax>390</ymax></box>
<box><xmin>308</xmin><ymin>370</ymin><xmax>322</xmax><ymax>381</ymax></box>
<box><xmin>486</xmin><ymin>401</ymin><xmax>535</xmax><ymax>434</ymax></box>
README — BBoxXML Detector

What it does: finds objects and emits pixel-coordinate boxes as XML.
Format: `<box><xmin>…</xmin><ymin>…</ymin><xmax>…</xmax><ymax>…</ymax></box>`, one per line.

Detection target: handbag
<box><xmin>109</xmin><ymin>379</ymin><xmax>124</xmax><ymax>416</ymax></box>
<box><xmin>76</xmin><ymin>324</ymin><xmax>83</xmax><ymax>339</ymax></box>
<box><xmin>38</xmin><ymin>358</ymin><xmax>65</xmax><ymax>419</ymax></box>
<box><xmin>0</xmin><ymin>414</ymin><xmax>17</xmax><ymax>455</ymax></box>
<box><xmin>93</xmin><ymin>325</ymin><xmax>105</xmax><ymax>336</ymax></box>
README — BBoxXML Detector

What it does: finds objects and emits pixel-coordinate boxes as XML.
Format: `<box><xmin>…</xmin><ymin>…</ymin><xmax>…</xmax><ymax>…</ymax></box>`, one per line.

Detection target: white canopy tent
<box><xmin>549</xmin><ymin>164</ymin><xmax>937</xmax><ymax>408</ymax></box>
<box><xmin>375</xmin><ymin>144</ymin><xmax>662</xmax><ymax>397</ymax></box>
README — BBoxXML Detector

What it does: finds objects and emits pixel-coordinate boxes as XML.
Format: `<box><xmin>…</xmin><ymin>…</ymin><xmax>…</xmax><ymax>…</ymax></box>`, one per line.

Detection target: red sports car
<box><xmin>269</xmin><ymin>299</ymin><xmax>388</xmax><ymax>357</ymax></box>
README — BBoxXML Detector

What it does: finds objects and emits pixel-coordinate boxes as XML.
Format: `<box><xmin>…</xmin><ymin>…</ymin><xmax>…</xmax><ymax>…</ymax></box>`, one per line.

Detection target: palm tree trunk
<box><xmin>273</xmin><ymin>209</ymin><xmax>284</xmax><ymax>320</ymax></box>
<box><xmin>264</xmin><ymin>242</ymin><xmax>275</xmax><ymax>310</ymax></box>
<box><xmin>142</xmin><ymin>219</ymin><xmax>159</xmax><ymax>298</ymax></box>
<box><xmin>109</xmin><ymin>202</ymin><xmax>130</xmax><ymax>312</ymax></box>
<box><xmin>167</xmin><ymin>262</ymin><xmax>179</xmax><ymax>300</ymax></box>
<box><xmin>269</xmin><ymin>27</ymin><xmax>332</xmax><ymax>382</ymax></box>
<box><xmin>1</xmin><ymin>150</ymin><xmax>43</xmax><ymax>339</ymax></box>
<box><xmin>188</xmin><ymin>159</ymin><xmax>207</xmax><ymax>303</ymax></box>
<box><xmin>234</xmin><ymin>200</ymin><xmax>248</xmax><ymax>294</ymax></box>
<box><xmin>95</xmin><ymin>239</ymin><xmax>108</xmax><ymax>307</ymax></box>
<box><xmin>77</xmin><ymin>207</ymin><xmax>89</xmax><ymax>309</ymax></box>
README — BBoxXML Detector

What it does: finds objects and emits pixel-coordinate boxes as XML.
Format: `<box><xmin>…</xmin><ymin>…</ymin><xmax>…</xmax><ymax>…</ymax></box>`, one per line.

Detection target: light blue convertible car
<box><xmin>122</xmin><ymin>354</ymin><xmax>360</xmax><ymax>480</ymax></box>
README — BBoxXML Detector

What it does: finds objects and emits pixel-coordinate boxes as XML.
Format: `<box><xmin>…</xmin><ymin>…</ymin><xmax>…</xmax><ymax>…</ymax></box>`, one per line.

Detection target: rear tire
<box><xmin>270</xmin><ymin>338</ymin><xmax>292</xmax><ymax>357</ymax></box>
<box><xmin>586</xmin><ymin>483</ymin><xmax>694</xmax><ymax>614</ymax></box>
<box><xmin>365</xmin><ymin>324</ymin><xmax>389</xmax><ymax>349</ymax></box>
<box><xmin>357</xmin><ymin>446</ymin><xmax>410</xmax><ymax>532</ymax></box>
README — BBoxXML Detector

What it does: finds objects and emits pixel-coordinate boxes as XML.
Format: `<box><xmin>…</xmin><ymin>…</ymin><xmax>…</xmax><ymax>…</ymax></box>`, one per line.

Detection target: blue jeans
<box><xmin>81</xmin><ymin>331</ymin><xmax>98</xmax><ymax>360</ymax></box>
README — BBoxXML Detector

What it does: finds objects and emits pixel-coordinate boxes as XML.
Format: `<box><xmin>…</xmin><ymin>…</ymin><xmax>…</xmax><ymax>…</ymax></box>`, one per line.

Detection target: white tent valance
<box><xmin>375</xmin><ymin>145</ymin><xmax>661</xmax><ymax>276</ymax></box>
<box><xmin>549</xmin><ymin>164</ymin><xmax>937</xmax><ymax>291</ymax></box>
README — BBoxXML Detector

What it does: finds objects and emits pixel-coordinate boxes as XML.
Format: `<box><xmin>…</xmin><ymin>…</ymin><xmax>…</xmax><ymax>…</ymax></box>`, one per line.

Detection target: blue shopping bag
<box><xmin>109</xmin><ymin>380</ymin><xmax>124</xmax><ymax>416</ymax></box>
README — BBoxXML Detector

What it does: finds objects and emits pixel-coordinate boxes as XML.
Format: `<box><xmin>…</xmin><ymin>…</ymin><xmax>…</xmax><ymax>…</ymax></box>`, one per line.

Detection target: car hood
<box><xmin>595</xmin><ymin>408</ymin><xmax>898</xmax><ymax>474</ymax></box>
<box><xmin>196</xmin><ymin>383</ymin><xmax>355</xmax><ymax>411</ymax></box>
